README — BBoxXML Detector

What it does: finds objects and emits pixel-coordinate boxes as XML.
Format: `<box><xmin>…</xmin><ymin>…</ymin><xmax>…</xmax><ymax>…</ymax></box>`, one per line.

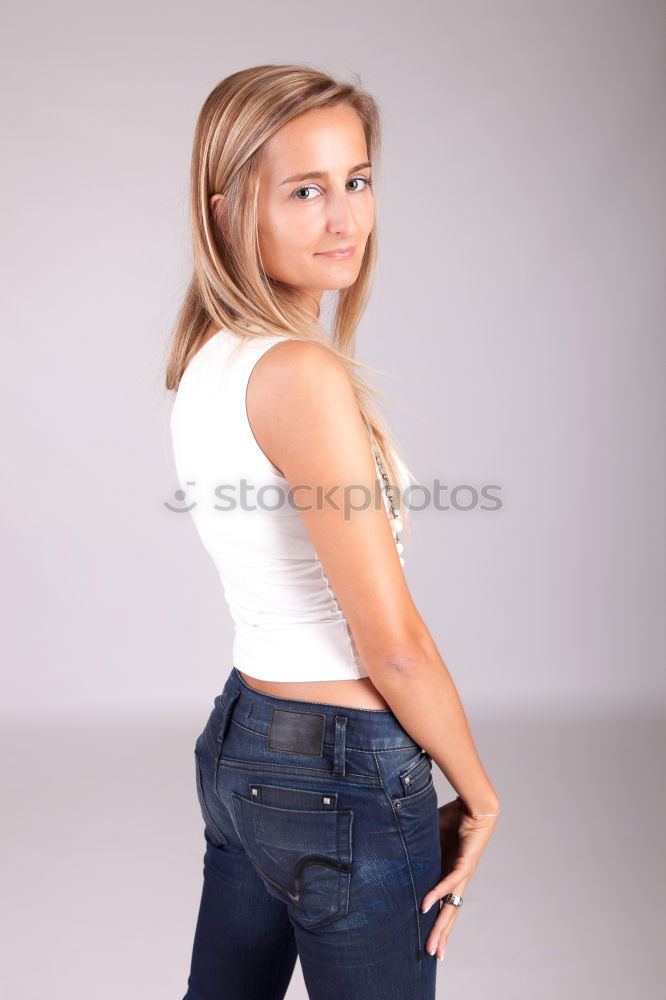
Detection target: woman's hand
<box><xmin>421</xmin><ymin>797</ymin><xmax>500</xmax><ymax>960</ymax></box>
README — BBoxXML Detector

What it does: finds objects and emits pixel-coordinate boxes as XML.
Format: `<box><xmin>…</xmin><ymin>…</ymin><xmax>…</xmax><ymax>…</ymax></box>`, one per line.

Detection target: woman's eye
<box><xmin>348</xmin><ymin>175</ymin><xmax>372</xmax><ymax>192</ymax></box>
<box><xmin>292</xmin><ymin>184</ymin><xmax>320</xmax><ymax>200</ymax></box>
<box><xmin>290</xmin><ymin>176</ymin><xmax>373</xmax><ymax>200</ymax></box>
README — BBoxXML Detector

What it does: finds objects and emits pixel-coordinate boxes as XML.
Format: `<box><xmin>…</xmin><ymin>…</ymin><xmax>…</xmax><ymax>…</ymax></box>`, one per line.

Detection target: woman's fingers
<box><xmin>422</xmin><ymin>798</ymin><xmax>499</xmax><ymax>959</ymax></box>
<box><xmin>421</xmin><ymin>862</ymin><xmax>470</xmax><ymax>914</ymax></box>
<box><xmin>423</xmin><ymin>875</ymin><xmax>471</xmax><ymax>960</ymax></box>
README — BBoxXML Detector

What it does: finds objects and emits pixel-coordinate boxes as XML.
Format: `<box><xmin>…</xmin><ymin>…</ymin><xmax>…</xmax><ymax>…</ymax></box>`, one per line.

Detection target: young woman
<box><xmin>166</xmin><ymin>64</ymin><xmax>500</xmax><ymax>1000</ymax></box>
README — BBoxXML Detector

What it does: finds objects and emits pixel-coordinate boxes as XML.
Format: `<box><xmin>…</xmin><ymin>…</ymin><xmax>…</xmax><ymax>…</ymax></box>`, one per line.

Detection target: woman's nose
<box><xmin>324</xmin><ymin>189</ymin><xmax>354</xmax><ymax>235</ymax></box>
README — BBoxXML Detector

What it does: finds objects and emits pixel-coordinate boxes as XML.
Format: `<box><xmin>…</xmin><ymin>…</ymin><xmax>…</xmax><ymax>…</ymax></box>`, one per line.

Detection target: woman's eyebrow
<box><xmin>280</xmin><ymin>161</ymin><xmax>372</xmax><ymax>185</ymax></box>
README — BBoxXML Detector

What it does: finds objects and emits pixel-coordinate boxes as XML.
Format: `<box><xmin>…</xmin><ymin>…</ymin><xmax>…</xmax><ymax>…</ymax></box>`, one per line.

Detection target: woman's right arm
<box><xmin>246</xmin><ymin>338</ymin><xmax>500</xmax><ymax>817</ymax></box>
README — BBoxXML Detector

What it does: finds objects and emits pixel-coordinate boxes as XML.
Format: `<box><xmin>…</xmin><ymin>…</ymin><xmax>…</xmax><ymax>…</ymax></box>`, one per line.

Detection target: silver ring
<box><xmin>441</xmin><ymin>892</ymin><xmax>463</xmax><ymax>908</ymax></box>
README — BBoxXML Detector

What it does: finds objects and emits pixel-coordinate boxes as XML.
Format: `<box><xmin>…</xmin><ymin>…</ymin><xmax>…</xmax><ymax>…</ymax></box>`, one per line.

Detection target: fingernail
<box><xmin>422</xmin><ymin>903</ymin><xmax>431</xmax><ymax>913</ymax></box>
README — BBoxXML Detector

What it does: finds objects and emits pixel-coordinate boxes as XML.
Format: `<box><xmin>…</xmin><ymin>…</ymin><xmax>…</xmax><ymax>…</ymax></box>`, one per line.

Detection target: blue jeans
<box><xmin>183</xmin><ymin>666</ymin><xmax>442</xmax><ymax>1000</ymax></box>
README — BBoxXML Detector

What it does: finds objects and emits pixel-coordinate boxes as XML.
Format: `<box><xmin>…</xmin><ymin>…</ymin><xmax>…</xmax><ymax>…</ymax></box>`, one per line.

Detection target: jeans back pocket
<box><xmin>231</xmin><ymin>784</ymin><xmax>353</xmax><ymax>929</ymax></box>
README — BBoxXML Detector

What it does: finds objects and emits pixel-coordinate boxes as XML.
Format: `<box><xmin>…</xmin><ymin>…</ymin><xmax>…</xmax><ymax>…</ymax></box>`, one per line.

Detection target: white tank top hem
<box><xmin>170</xmin><ymin>327</ymin><xmax>394</xmax><ymax>683</ymax></box>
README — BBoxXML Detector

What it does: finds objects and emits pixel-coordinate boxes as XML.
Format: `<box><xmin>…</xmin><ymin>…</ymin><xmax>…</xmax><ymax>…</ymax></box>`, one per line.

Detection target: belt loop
<box><xmin>213</xmin><ymin>687</ymin><xmax>240</xmax><ymax>793</ymax></box>
<box><xmin>219</xmin><ymin>687</ymin><xmax>241</xmax><ymax>747</ymax></box>
<box><xmin>333</xmin><ymin>715</ymin><xmax>348</xmax><ymax>776</ymax></box>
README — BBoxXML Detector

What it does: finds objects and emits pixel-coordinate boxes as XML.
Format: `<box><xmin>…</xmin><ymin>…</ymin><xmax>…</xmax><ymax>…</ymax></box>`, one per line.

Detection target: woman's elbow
<box><xmin>360</xmin><ymin>624</ymin><xmax>436</xmax><ymax>680</ymax></box>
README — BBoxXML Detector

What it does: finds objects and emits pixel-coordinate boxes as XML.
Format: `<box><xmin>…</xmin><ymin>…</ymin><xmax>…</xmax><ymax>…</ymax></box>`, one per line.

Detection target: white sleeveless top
<box><xmin>169</xmin><ymin>327</ymin><xmax>409</xmax><ymax>682</ymax></box>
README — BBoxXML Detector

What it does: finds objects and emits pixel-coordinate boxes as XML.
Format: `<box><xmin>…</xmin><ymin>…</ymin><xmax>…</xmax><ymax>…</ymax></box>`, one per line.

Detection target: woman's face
<box><xmin>254</xmin><ymin>104</ymin><xmax>375</xmax><ymax>311</ymax></box>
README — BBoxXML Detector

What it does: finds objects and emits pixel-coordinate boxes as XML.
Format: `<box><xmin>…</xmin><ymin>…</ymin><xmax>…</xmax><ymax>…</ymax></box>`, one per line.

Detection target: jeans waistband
<box><xmin>216</xmin><ymin>665</ymin><xmax>421</xmax><ymax>753</ymax></box>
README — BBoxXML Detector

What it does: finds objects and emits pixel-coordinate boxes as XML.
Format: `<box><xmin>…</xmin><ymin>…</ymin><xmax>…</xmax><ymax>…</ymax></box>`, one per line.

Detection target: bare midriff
<box><xmin>237</xmin><ymin>671</ymin><xmax>392</xmax><ymax>710</ymax></box>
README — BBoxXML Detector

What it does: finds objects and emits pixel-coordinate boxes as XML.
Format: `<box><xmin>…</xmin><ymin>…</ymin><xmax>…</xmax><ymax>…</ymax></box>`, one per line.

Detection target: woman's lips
<box><xmin>314</xmin><ymin>246</ymin><xmax>356</xmax><ymax>260</ymax></box>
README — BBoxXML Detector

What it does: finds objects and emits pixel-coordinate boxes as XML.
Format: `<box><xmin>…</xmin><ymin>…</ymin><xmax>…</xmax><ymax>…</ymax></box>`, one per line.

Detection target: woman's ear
<box><xmin>210</xmin><ymin>192</ymin><xmax>231</xmax><ymax>244</ymax></box>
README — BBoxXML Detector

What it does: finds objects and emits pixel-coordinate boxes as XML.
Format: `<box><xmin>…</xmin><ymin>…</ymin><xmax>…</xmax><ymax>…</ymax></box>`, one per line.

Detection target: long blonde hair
<box><xmin>165</xmin><ymin>63</ymin><xmax>415</xmax><ymax>538</ymax></box>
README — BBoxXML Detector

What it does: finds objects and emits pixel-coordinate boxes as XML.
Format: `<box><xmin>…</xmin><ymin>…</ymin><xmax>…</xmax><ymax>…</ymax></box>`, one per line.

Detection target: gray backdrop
<box><xmin>2</xmin><ymin>1</ymin><xmax>664</xmax><ymax>998</ymax></box>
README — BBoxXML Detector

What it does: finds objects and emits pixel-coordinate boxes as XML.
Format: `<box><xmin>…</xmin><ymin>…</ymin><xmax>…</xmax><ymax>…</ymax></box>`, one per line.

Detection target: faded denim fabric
<box><xmin>182</xmin><ymin>666</ymin><xmax>441</xmax><ymax>1000</ymax></box>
